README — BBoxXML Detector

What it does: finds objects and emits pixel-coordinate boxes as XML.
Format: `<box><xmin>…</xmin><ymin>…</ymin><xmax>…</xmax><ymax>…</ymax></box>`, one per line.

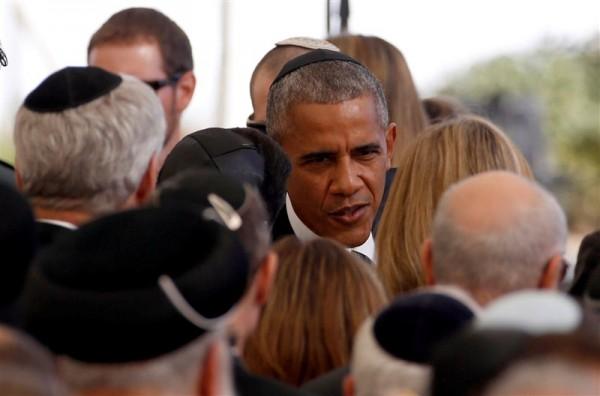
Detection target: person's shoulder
<box><xmin>234</xmin><ymin>358</ymin><xmax>316</xmax><ymax>396</ymax></box>
<box><xmin>271</xmin><ymin>203</ymin><xmax>294</xmax><ymax>241</ymax></box>
<box><xmin>35</xmin><ymin>221</ymin><xmax>74</xmax><ymax>249</ymax></box>
<box><xmin>300</xmin><ymin>366</ymin><xmax>349</xmax><ymax>396</ymax></box>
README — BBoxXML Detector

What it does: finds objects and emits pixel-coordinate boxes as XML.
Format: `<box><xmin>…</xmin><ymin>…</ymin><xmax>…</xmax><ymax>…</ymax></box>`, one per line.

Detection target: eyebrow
<box><xmin>298</xmin><ymin>150</ymin><xmax>337</xmax><ymax>163</ymax></box>
<box><xmin>351</xmin><ymin>143</ymin><xmax>382</xmax><ymax>155</ymax></box>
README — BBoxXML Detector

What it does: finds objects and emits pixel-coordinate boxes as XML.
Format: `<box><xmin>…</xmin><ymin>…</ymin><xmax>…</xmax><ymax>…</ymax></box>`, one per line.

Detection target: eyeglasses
<box><xmin>143</xmin><ymin>73</ymin><xmax>182</xmax><ymax>91</ymax></box>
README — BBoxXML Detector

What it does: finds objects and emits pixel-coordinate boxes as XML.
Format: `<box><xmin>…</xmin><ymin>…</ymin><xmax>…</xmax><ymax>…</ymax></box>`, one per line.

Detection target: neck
<box><xmin>34</xmin><ymin>206</ymin><xmax>94</xmax><ymax>226</ymax></box>
<box><xmin>159</xmin><ymin>126</ymin><xmax>183</xmax><ymax>167</ymax></box>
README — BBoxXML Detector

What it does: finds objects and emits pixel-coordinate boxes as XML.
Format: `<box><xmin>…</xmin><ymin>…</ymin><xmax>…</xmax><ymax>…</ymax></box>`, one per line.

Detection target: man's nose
<box><xmin>330</xmin><ymin>158</ymin><xmax>362</xmax><ymax>196</ymax></box>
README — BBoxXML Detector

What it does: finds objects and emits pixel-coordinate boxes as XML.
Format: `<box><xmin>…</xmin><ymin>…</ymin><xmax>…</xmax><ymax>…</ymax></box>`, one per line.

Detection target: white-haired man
<box><xmin>421</xmin><ymin>171</ymin><xmax>568</xmax><ymax>306</ymax></box>
<box><xmin>13</xmin><ymin>66</ymin><xmax>165</xmax><ymax>246</ymax></box>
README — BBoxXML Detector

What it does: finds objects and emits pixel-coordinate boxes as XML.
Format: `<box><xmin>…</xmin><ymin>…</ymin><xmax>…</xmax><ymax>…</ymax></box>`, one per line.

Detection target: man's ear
<box><xmin>255</xmin><ymin>251</ymin><xmax>278</xmax><ymax>305</ymax></box>
<box><xmin>134</xmin><ymin>154</ymin><xmax>159</xmax><ymax>205</ymax></box>
<box><xmin>384</xmin><ymin>122</ymin><xmax>397</xmax><ymax>169</ymax></box>
<box><xmin>175</xmin><ymin>70</ymin><xmax>196</xmax><ymax>114</ymax></box>
<box><xmin>538</xmin><ymin>255</ymin><xmax>564</xmax><ymax>289</ymax></box>
<box><xmin>421</xmin><ymin>239</ymin><xmax>436</xmax><ymax>286</ymax></box>
<box><xmin>343</xmin><ymin>374</ymin><xmax>355</xmax><ymax>396</ymax></box>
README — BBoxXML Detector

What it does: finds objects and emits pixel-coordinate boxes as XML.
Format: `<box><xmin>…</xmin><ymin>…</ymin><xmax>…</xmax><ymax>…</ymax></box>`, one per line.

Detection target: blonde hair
<box><xmin>328</xmin><ymin>34</ymin><xmax>428</xmax><ymax>164</ymax></box>
<box><xmin>376</xmin><ymin>115</ymin><xmax>533</xmax><ymax>297</ymax></box>
<box><xmin>242</xmin><ymin>236</ymin><xmax>387</xmax><ymax>386</ymax></box>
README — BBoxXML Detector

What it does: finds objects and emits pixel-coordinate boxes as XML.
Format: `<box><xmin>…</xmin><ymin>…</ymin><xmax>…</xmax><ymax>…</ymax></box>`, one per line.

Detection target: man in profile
<box><xmin>267</xmin><ymin>49</ymin><xmax>396</xmax><ymax>261</ymax></box>
<box><xmin>88</xmin><ymin>7</ymin><xmax>196</xmax><ymax>164</ymax></box>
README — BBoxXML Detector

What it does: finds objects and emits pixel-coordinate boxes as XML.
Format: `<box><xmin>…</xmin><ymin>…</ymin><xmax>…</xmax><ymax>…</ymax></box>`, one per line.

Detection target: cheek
<box><xmin>287</xmin><ymin>169</ymin><xmax>328</xmax><ymax>207</ymax></box>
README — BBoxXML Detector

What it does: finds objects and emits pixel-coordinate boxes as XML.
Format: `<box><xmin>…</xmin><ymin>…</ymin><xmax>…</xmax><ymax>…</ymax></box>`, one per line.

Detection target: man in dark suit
<box><xmin>13</xmin><ymin>66</ymin><xmax>165</xmax><ymax>247</ymax></box>
<box><xmin>267</xmin><ymin>50</ymin><xmax>396</xmax><ymax>262</ymax></box>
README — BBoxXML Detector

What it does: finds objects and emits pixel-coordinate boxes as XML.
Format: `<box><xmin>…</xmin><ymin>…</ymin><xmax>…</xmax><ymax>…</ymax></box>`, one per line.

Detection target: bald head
<box><xmin>249</xmin><ymin>38</ymin><xmax>339</xmax><ymax>123</ymax></box>
<box><xmin>429</xmin><ymin>171</ymin><xmax>567</xmax><ymax>304</ymax></box>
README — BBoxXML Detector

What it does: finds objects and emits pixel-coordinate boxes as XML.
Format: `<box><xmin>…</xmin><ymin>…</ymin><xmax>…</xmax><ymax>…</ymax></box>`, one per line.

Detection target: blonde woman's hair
<box><xmin>242</xmin><ymin>236</ymin><xmax>387</xmax><ymax>386</ymax></box>
<box><xmin>328</xmin><ymin>34</ymin><xmax>428</xmax><ymax>164</ymax></box>
<box><xmin>376</xmin><ymin>115</ymin><xmax>533</xmax><ymax>297</ymax></box>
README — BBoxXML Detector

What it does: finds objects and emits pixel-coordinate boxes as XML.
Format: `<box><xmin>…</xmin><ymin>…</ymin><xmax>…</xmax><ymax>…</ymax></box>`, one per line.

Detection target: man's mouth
<box><xmin>328</xmin><ymin>204</ymin><xmax>369</xmax><ymax>225</ymax></box>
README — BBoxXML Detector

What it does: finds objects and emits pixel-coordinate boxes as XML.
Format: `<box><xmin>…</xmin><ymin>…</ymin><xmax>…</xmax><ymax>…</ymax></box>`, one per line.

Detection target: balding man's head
<box><xmin>249</xmin><ymin>38</ymin><xmax>339</xmax><ymax>124</ymax></box>
<box><xmin>426</xmin><ymin>171</ymin><xmax>567</xmax><ymax>305</ymax></box>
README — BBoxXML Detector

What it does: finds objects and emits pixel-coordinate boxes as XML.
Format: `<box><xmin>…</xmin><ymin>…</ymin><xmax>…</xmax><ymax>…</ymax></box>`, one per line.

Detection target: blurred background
<box><xmin>1</xmin><ymin>0</ymin><xmax>598</xmax><ymax>254</ymax></box>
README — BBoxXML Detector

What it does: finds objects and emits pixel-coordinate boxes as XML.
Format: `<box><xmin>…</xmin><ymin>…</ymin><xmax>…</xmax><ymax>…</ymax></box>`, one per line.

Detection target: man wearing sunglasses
<box><xmin>88</xmin><ymin>7</ymin><xmax>196</xmax><ymax>165</ymax></box>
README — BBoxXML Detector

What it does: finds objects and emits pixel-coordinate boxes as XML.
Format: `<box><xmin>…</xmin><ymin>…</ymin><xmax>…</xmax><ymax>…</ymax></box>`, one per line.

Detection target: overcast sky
<box><xmin>1</xmin><ymin>0</ymin><xmax>598</xmax><ymax>142</ymax></box>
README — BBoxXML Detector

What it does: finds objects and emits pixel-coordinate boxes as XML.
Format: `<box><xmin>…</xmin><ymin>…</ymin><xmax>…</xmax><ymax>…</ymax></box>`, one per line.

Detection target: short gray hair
<box><xmin>58</xmin><ymin>332</ymin><xmax>234</xmax><ymax>395</ymax></box>
<box><xmin>266</xmin><ymin>60</ymin><xmax>388</xmax><ymax>142</ymax></box>
<box><xmin>14</xmin><ymin>75</ymin><xmax>165</xmax><ymax>214</ymax></box>
<box><xmin>351</xmin><ymin>318</ymin><xmax>430</xmax><ymax>396</ymax></box>
<box><xmin>431</xmin><ymin>178</ymin><xmax>567</xmax><ymax>298</ymax></box>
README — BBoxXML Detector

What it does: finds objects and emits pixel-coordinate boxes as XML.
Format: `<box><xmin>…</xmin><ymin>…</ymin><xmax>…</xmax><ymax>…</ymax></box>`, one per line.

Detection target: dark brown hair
<box><xmin>88</xmin><ymin>7</ymin><xmax>193</xmax><ymax>76</ymax></box>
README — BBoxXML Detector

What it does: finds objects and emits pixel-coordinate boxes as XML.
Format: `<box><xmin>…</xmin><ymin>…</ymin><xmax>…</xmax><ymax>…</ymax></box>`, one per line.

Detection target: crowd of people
<box><xmin>0</xmin><ymin>7</ymin><xmax>598</xmax><ymax>396</ymax></box>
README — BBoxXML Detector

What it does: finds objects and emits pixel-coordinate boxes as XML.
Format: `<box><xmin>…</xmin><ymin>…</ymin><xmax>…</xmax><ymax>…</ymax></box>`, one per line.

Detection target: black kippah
<box><xmin>24</xmin><ymin>66</ymin><xmax>122</xmax><ymax>113</ymax></box>
<box><xmin>159</xmin><ymin>128</ymin><xmax>265</xmax><ymax>191</ymax></box>
<box><xmin>373</xmin><ymin>293</ymin><xmax>474</xmax><ymax>364</ymax></box>
<box><xmin>21</xmin><ymin>207</ymin><xmax>249</xmax><ymax>363</ymax></box>
<box><xmin>272</xmin><ymin>49</ymin><xmax>364</xmax><ymax>85</ymax></box>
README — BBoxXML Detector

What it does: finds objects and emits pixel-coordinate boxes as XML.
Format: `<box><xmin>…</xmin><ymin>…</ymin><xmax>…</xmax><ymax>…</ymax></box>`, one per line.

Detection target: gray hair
<box><xmin>351</xmin><ymin>318</ymin><xmax>430</xmax><ymax>396</ymax></box>
<box><xmin>431</xmin><ymin>177</ymin><xmax>567</xmax><ymax>299</ymax></box>
<box><xmin>14</xmin><ymin>75</ymin><xmax>165</xmax><ymax>214</ymax></box>
<box><xmin>0</xmin><ymin>325</ymin><xmax>67</xmax><ymax>396</ymax></box>
<box><xmin>58</xmin><ymin>332</ymin><xmax>235</xmax><ymax>395</ymax></box>
<box><xmin>266</xmin><ymin>60</ymin><xmax>388</xmax><ymax>142</ymax></box>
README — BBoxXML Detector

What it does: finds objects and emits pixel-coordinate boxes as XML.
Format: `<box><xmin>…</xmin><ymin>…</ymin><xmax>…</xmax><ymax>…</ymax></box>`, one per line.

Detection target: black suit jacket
<box><xmin>234</xmin><ymin>357</ymin><xmax>316</xmax><ymax>396</ymax></box>
<box><xmin>300</xmin><ymin>366</ymin><xmax>349</xmax><ymax>396</ymax></box>
<box><xmin>36</xmin><ymin>222</ymin><xmax>74</xmax><ymax>250</ymax></box>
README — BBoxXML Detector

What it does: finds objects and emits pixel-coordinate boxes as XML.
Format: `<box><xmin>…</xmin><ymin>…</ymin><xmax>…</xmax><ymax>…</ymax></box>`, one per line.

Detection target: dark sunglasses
<box><xmin>143</xmin><ymin>73</ymin><xmax>182</xmax><ymax>91</ymax></box>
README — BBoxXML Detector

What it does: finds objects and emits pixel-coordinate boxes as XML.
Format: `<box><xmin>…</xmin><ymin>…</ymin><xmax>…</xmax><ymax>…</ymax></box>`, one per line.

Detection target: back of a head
<box><xmin>0</xmin><ymin>325</ymin><xmax>66</xmax><ymax>396</ymax></box>
<box><xmin>243</xmin><ymin>236</ymin><xmax>387</xmax><ymax>386</ymax></box>
<box><xmin>351</xmin><ymin>292</ymin><xmax>474</xmax><ymax>396</ymax></box>
<box><xmin>158</xmin><ymin>127</ymin><xmax>290</xmax><ymax>223</ymax></box>
<box><xmin>266</xmin><ymin>50</ymin><xmax>388</xmax><ymax>143</ymax></box>
<box><xmin>88</xmin><ymin>7</ymin><xmax>193</xmax><ymax>77</ymax></box>
<box><xmin>328</xmin><ymin>34</ymin><xmax>428</xmax><ymax>152</ymax></box>
<box><xmin>249</xmin><ymin>37</ymin><xmax>339</xmax><ymax>123</ymax></box>
<box><xmin>484</xmin><ymin>331</ymin><xmax>600</xmax><ymax>396</ymax></box>
<box><xmin>376</xmin><ymin>115</ymin><xmax>533</xmax><ymax>297</ymax></box>
<box><xmin>21</xmin><ymin>206</ymin><xmax>248</xmax><ymax>394</ymax></box>
<box><xmin>422</xmin><ymin>96</ymin><xmax>470</xmax><ymax>124</ymax></box>
<box><xmin>432</xmin><ymin>171</ymin><xmax>567</xmax><ymax>304</ymax></box>
<box><xmin>154</xmin><ymin>169</ymin><xmax>271</xmax><ymax>279</ymax></box>
<box><xmin>14</xmin><ymin>67</ymin><xmax>165</xmax><ymax>215</ymax></box>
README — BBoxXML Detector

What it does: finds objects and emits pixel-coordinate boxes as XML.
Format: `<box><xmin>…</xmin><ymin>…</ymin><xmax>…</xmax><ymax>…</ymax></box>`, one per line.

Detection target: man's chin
<box><xmin>324</xmin><ymin>228</ymin><xmax>371</xmax><ymax>249</ymax></box>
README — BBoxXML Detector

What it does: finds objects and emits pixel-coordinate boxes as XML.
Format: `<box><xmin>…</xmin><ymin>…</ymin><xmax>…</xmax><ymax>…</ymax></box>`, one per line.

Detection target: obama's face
<box><xmin>280</xmin><ymin>95</ymin><xmax>395</xmax><ymax>247</ymax></box>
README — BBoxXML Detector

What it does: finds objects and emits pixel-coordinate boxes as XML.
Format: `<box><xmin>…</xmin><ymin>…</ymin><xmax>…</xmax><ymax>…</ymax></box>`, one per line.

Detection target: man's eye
<box><xmin>305</xmin><ymin>156</ymin><xmax>331</xmax><ymax>164</ymax></box>
<box><xmin>356</xmin><ymin>148</ymin><xmax>380</xmax><ymax>159</ymax></box>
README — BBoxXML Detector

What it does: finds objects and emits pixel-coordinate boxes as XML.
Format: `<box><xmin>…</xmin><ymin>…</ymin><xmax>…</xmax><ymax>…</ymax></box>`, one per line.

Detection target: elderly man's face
<box><xmin>280</xmin><ymin>95</ymin><xmax>395</xmax><ymax>247</ymax></box>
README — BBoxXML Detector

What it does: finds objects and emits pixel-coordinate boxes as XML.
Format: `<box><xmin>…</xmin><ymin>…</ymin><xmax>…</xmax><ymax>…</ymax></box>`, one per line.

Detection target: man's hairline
<box><xmin>270</xmin><ymin>92</ymin><xmax>387</xmax><ymax>144</ymax></box>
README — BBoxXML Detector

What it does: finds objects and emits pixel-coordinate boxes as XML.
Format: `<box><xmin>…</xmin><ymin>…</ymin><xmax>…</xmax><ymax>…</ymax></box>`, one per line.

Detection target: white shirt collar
<box><xmin>286</xmin><ymin>194</ymin><xmax>375</xmax><ymax>261</ymax></box>
<box><xmin>37</xmin><ymin>218</ymin><xmax>77</xmax><ymax>230</ymax></box>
